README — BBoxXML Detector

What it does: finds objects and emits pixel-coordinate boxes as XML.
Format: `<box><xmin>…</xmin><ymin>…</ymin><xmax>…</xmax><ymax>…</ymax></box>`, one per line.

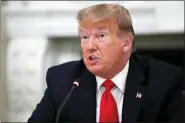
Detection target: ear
<box><xmin>121</xmin><ymin>32</ymin><xmax>134</xmax><ymax>52</ymax></box>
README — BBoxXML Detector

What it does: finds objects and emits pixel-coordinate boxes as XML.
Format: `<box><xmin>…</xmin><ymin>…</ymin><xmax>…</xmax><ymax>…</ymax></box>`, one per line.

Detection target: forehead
<box><xmin>79</xmin><ymin>18</ymin><xmax>118</xmax><ymax>32</ymax></box>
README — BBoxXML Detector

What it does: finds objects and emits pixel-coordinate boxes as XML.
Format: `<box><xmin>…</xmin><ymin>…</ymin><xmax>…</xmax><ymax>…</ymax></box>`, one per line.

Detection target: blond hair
<box><xmin>77</xmin><ymin>3</ymin><xmax>136</xmax><ymax>51</ymax></box>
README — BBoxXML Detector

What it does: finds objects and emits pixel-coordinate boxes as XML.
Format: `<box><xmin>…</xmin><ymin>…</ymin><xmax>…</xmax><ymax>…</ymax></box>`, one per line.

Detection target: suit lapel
<box><xmin>72</xmin><ymin>55</ymin><xmax>147</xmax><ymax>122</ymax></box>
<box><xmin>122</xmin><ymin>55</ymin><xmax>147</xmax><ymax>122</ymax></box>
<box><xmin>73</xmin><ymin>67</ymin><xmax>97</xmax><ymax>122</ymax></box>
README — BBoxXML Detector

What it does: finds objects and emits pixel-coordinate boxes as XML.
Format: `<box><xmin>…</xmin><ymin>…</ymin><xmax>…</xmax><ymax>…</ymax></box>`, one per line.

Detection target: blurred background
<box><xmin>0</xmin><ymin>1</ymin><xmax>184</xmax><ymax>122</ymax></box>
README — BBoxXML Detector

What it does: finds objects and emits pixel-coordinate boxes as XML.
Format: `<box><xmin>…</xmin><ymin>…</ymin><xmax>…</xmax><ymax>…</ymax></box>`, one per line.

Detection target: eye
<box><xmin>97</xmin><ymin>33</ymin><xmax>107</xmax><ymax>41</ymax></box>
<box><xmin>80</xmin><ymin>35</ymin><xmax>89</xmax><ymax>43</ymax></box>
<box><xmin>99</xmin><ymin>33</ymin><xmax>107</xmax><ymax>38</ymax></box>
<box><xmin>82</xmin><ymin>36</ymin><xmax>88</xmax><ymax>39</ymax></box>
<box><xmin>100</xmin><ymin>33</ymin><xmax>106</xmax><ymax>38</ymax></box>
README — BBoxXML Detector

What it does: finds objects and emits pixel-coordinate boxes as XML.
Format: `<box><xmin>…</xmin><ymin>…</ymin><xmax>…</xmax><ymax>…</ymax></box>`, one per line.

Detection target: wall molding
<box><xmin>2</xmin><ymin>1</ymin><xmax>184</xmax><ymax>39</ymax></box>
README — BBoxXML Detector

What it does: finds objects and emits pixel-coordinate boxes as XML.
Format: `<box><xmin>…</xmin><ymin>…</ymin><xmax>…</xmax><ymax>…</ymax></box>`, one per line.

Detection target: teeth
<box><xmin>89</xmin><ymin>56</ymin><xmax>97</xmax><ymax>60</ymax></box>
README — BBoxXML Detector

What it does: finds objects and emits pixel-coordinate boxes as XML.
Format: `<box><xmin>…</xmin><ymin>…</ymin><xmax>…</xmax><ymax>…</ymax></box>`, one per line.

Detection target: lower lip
<box><xmin>88</xmin><ymin>58</ymin><xmax>99</xmax><ymax>64</ymax></box>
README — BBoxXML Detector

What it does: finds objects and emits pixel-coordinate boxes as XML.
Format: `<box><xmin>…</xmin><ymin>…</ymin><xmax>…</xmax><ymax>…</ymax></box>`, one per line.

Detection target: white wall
<box><xmin>6</xmin><ymin>38</ymin><xmax>48</xmax><ymax>121</ymax></box>
<box><xmin>3</xmin><ymin>1</ymin><xmax>184</xmax><ymax>39</ymax></box>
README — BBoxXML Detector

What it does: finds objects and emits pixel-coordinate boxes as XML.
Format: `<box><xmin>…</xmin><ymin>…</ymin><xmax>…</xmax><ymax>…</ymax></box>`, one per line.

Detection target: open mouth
<box><xmin>88</xmin><ymin>55</ymin><xmax>99</xmax><ymax>63</ymax></box>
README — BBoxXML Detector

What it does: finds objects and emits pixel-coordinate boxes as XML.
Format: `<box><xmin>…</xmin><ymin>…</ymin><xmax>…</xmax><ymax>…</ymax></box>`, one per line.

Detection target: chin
<box><xmin>86</xmin><ymin>64</ymin><xmax>103</xmax><ymax>75</ymax></box>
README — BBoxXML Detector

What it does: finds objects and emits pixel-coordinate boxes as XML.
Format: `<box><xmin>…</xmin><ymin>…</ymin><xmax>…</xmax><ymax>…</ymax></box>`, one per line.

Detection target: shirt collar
<box><xmin>96</xmin><ymin>60</ymin><xmax>129</xmax><ymax>92</ymax></box>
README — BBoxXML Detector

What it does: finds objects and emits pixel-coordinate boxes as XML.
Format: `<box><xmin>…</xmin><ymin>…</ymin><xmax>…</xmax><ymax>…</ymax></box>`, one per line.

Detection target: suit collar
<box><xmin>74</xmin><ymin>55</ymin><xmax>147</xmax><ymax>122</ymax></box>
<box><xmin>122</xmin><ymin>54</ymin><xmax>147</xmax><ymax>122</ymax></box>
<box><xmin>95</xmin><ymin>60</ymin><xmax>130</xmax><ymax>93</ymax></box>
<box><xmin>73</xmin><ymin>66</ymin><xmax>97</xmax><ymax>122</ymax></box>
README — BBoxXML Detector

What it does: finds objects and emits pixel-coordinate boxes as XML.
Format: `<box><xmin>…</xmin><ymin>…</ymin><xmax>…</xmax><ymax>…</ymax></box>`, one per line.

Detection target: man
<box><xmin>28</xmin><ymin>4</ymin><xmax>184</xmax><ymax>122</ymax></box>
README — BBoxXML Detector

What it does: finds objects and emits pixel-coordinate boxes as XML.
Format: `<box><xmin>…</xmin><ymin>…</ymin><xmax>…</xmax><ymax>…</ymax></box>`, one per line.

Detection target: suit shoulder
<box><xmin>137</xmin><ymin>54</ymin><xmax>182</xmax><ymax>73</ymax></box>
<box><xmin>135</xmin><ymin>55</ymin><xmax>182</xmax><ymax>85</ymax></box>
<box><xmin>136</xmin><ymin>54</ymin><xmax>182</xmax><ymax>89</ymax></box>
<box><xmin>50</xmin><ymin>60</ymin><xmax>82</xmax><ymax>70</ymax></box>
<box><xmin>46</xmin><ymin>59</ymin><xmax>84</xmax><ymax>77</ymax></box>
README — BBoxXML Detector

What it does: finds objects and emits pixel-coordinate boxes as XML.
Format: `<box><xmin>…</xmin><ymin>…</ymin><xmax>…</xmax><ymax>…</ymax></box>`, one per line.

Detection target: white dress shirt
<box><xmin>96</xmin><ymin>60</ymin><xmax>129</xmax><ymax>122</ymax></box>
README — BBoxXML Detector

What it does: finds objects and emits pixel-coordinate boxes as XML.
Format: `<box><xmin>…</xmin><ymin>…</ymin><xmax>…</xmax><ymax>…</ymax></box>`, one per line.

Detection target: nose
<box><xmin>87</xmin><ymin>36</ymin><xmax>97</xmax><ymax>51</ymax></box>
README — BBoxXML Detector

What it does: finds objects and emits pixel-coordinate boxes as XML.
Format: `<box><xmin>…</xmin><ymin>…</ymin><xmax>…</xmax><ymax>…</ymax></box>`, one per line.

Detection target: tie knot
<box><xmin>102</xmin><ymin>79</ymin><xmax>115</xmax><ymax>91</ymax></box>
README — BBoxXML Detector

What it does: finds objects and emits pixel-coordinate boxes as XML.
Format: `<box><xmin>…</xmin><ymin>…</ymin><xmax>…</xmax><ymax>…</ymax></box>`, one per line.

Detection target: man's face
<box><xmin>79</xmin><ymin>18</ymin><xmax>130</xmax><ymax>77</ymax></box>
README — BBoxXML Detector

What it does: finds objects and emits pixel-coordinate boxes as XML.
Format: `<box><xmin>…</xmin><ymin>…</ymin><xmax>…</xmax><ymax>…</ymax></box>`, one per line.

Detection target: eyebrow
<box><xmin>97</xmin><ymin>27</ymin><xmax>108</xmax><ymax>30</ymax></box>
<box><xmin>79</xmin><ymin>29</ymin><xmax>87</xmax><ymax>33</ymax></box>
<box><xmin>79</xmin><ymin>26</ymin><xmax>109</xmax><ymax>34</ymax></box>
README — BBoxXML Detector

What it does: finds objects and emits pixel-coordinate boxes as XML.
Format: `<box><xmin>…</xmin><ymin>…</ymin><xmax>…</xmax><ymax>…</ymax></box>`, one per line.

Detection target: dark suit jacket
<box><xmin>28</xmin><ymin>54</ymin><xmax>184</xmax><ymax>122</ymax></box>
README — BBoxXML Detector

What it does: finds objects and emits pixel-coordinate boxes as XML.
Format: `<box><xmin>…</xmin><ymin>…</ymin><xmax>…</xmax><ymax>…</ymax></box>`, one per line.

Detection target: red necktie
<box><xmin>99</xmin><ymin>79</ymin><xmax>119</xmax><ymax>122</ymax></box>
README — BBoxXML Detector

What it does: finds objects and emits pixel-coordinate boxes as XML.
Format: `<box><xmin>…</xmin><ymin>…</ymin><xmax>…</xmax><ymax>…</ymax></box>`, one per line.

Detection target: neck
<box><xmin>97</xmin><ymin>56</ymin><xmax>130</xmax><ymax>79</ymax></box>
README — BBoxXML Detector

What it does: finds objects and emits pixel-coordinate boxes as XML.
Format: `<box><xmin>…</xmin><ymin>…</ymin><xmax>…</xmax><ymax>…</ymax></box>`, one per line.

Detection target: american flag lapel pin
<box><xmin>136</xmin><ymin>92</ymin><xmax>142</xmax><ymax>99</ymax></box>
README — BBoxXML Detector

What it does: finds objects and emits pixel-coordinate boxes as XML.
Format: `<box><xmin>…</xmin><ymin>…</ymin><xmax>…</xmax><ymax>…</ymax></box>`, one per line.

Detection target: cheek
<box><xmin>81</xmin><ymin>44</ymin><xmax>86</xmax><ymax>52</ymax></box>
<box><xmin>100</xmin><ymin>43</ymin><xmax>116</xmax><ymax>60</ymax></box>
<box><xmin>101</xmin><ymin>42</ymin><xmax>122</xmax><ymax>60</ymax></box>
<box><xmin>81</xmin><ymin>46</ymin><xmax>88</xmax><ymax>58</ymax></box>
